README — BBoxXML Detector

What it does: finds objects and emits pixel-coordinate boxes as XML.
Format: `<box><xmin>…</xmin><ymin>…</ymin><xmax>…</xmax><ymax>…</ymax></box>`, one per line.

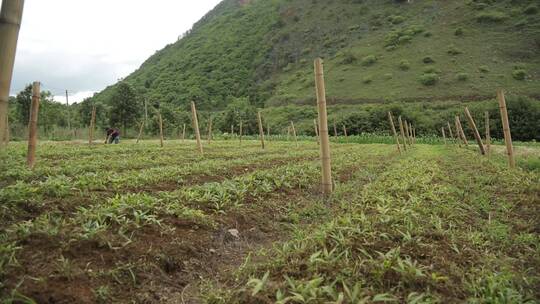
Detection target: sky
<box><xmin>8</xmin><ymin>0</ymin><xmax>222</xmax><ymax>103</ymax></box>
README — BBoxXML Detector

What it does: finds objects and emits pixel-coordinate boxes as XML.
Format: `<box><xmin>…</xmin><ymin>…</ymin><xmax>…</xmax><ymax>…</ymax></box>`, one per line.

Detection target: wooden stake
<box><xmin>287</xmin><ymin>126</ymin><xmax>291</xmax><ymax>141</ymax></box>
<box><xmin>497</xmin><ymin>90</ymin><xmax>515</xmax><ymax>168</ymax></box>
<box><xmin>207</xmin><ymin>116</ymin><xmax>213</xmax><ymax>144</ymax></box>
<box><xmin>314</xmin><ymin>58</ymin><xmax>333</xmax><ymax>195</ymax></box>
<box><xmin>158</xmin><ymin>112</ymin><xmax>164</xmax><ymax>148</ymax></box>
<box><xmin>231</xmin><ymin>124</ymin><xmax>234</xmax><ymax>136</ymax></box>
<box><xmin>182</xmin><ymin>123</ymin><xmax>186</xmax><ymax>142</ymax></box>
<box><xmin>89</xmin><ymin>106</ymin><xmax>96</xmax><ymax>145</ymax></box>
<box><xmin>267</xmin><ymin>123</ymin><xmax>270</xmax><ymax>138</ymax></box>
<box><xmin>257</xmin><ymin>111</ymin><xmax>265</xmax><ymax>149</ymax></box>
<box><xmin>0</xmin><ymin>0</ymin><xmax>25</xmax><ymax>149</ymax></box>
<box><xmin>333</xmin><ymin>122</ymin><xmax>338</xmax><ymax>137</ymax></box>
<box><xmin>239</xmin><ymin>121</ymin><xmax>243</xmax><ymax>146</ymax></box>
<box><xmin>65</xmin><ymin>90</ymin><xmax>71</xmax><ymax>131</ymax></box>
<box><xmin>291</xmin><ymin>121</ymin><xmax>298</xmax><ymax>147</ymax></box>
<box><xmin>191</xmin><ymin>101</ymin><xmax>203</xmax><ymax>154</ymax></box>
<box><xmin>397</xmin><ymin>116</ymin><xmax>408</xmax><ymax>151</ymax></box>
<box><xmin>442</xmin><ymin>127</ymin><xmax>447</xmax><ymax>145</ymax></box>
<box><xmin>456</xmin><ymin>116</ymin><xmax>468</xmax><ymax>146</ymax></box>
<box><xmin>447</xmin><ymin>122</ymin><xmax>456</xmax><ymax>144</ymax></box>
<box><xmin>342</xmin><ymin>125</ymin><xmax>348</xmax><ymax>137</ymax></box>
<box><xmin>388</xmin><ymin>112</ymin><xmax>402</xmax><ymax>154</ymax></box>
<box><xmin>404</xmin><ymin>120</ymin><xmax>411</xmax><ymax>146</ymax></box>
<box><xmin>485</xmin><ymin>111</ymin><xmax>490</xmax><ymax>155</ymax></box>
<box><xmin>464</xmin><ymin>107</ymin><xmax>486</xmax><ymax>155</ymax></box>
<box><xmin>26</xmin><ymin>82</ymin><xmax>40</xmax><ymax>169</ymax></box>
<box><xmin>136</xmin><ymin>121</ymin><xmax>144</xmax><ymax>143</ymax></box>
<box><xmin>314</xmin><ymin>118</ymin><xmax>320</xmax><ymax>145</ymax></box>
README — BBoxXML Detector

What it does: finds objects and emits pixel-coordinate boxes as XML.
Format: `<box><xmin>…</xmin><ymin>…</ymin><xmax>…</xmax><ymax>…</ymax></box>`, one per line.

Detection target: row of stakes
<box><xmin>11</xmin><ymin>61</ymin><xmax>517</xmax><ymax>196</ymax></box>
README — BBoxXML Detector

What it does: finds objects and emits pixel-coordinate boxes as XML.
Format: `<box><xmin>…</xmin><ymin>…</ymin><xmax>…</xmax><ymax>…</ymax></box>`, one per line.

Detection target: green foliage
<box><xmin>398</xmin><ymin>60</ymin><xmax>411</xmax><ymax>70</ymax></box>
<box><xmin>476</xmin><ymin>11</ymin><xmax>508</xmax><ymax>23</ymax></box>
<box><xmin>362</xmin><ymin>76</ymin><xmax>373</xmax><ymax>84</ymax></box>
<box><xmin>523</xmin><ymin>5</ymin><xmax>538</xmax><ymax>15</ymax></box>
<box><xmin>361</xmin><ymin>55</ymin><xmax>377</xmax><ymax>66</ymax></box>
<box><xmin>454</xmin><ymin>28</ymin><xmax>464</xmax><ymax>36</ymax></box>
<box><xmin>419</xmin><ymin>73</ymin><xmax>439</xmax><ymax>86</ymax></box>
<box><xmin>457</xmin><ymin>73</ymin><xmax>469</xmax><ymax>81</ymax></box>
<box><xmin>447</xmin><ymin>45</ymin><xmax>463</xmax><ymax>55</ymax></box>
<box><xmin>109</xmin><ymin>82</ymin><xmax>141</xmax><ymax>132</ymax></box>
<box><xmin>512</xmin><ymin>69</ymin><xmax>527</xmax><ymax>80</ymax></box>
<box><xmin>422</xmin><ymin>56</ymin><xmax>435</xmax><ymax>64</ymax></box>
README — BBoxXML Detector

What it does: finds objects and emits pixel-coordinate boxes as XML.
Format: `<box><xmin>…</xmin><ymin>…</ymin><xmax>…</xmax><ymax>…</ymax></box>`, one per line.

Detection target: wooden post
<box><xmin>267</xmin><ymin>123</ymin><xmax>270</xmax><ymax>138</ymax></box>
<box><xmin>333</xmin><ymin>122</ymin><xmax>338</xmax><ymax>137</ymax></box>
<box><xmin>0</xmin><ymin>0</ymin><xmax>25</xmax><ymax>149</ymax></box>
<box><xmin>497</xmin><ymin>90</ymin><xmax>515</xmax><ymax>168</ymax></box>
<box><xmin>239</xmin><ymin>121</ymin><xmax>243</xmax><ymax>146</ymax></box>
<box><xmin>397</xmin><ymin>116</ymin><xmax>408</xmax><ymax>151</ymax></box>
<box><xmin>136</xmin><ymin>121</ymin><xmax>144</xmax><ymax>143</ymax></box>
<box><xmin>485</xmin><ymin>111</ymin><xmax>490</xmax><ymax>154</ymax></box>
<box><xmin>388</xmin><ymin>112</ymin><xmax>402</xmax><ymax>154</ymax></box>
<box><xmin>314</xmin><ymin>118</ymin><xmax>320</xmax><ymax>145</ymax></box>
<box><xmin>191</xmin><ymin>101</ymin><xmax>203</xmax><ymax>154</ymax></box>
<box><xmin>442</xmin><ymin>127</ymin><xmax>447</xmax><ymax>145</ymax></box>
<box><xmin>447</xmin><ymin>122</ymin><xmax>456</xmax><ymax>144</ymax></box>
<box><xmin>206</xmin><ymin>116</ymin><xmax>213</xmax><ymax>144</ymax></box>
<box><xmin>257</xmin><ymin>111</ymin><xmax>265</xmax><ymax>149</ymax></box>
<box><xmin>404</xmin><ymin>120</ymin><xmax>411</xmax><ymax>146</ymax></box>
<box><xmin>158</xmin><ymin>112</ymin><xmax>164</xmax><ymax>148</ymax></box>
<box><xmin>342</xmin><ymin>125</ymin><xmax>348</xmax><ymax>137</ymax></box>
<box><xmin>314</xmin><ymin>58</ymin><xmax>333</xmax><ymax>195</ymax></box>
<box><xmin>287</xmin><ymin>126</ymin><xmax>291</xmax><ymax>141</ymax></box>
<box><xmin>464</xmin><ymin>107</ymin><xmax>486</xmax><ymax>155</ymax></box>
<box><xmin>291</xmin><ymin>121</ymin><xmax>298</xmax><ymax>147</ymax></box>
<box><xmin>182</xmin><ymin>123</ymin><xmax>186</xmax><ymax>142</ymax></box>
<box><xmin>65</xmin><ymin>90</ymin><xmax>71</xmax><ymax>131</ymax></box>
<box><xmin>89</xmin><ymin>106</ymin><xmax>96</xmax><ymax>145</ymax></box>
<box><xmin>456</xmin><ymin>116</ymin><xmax>468</xmax><ymax>146</ymax></box>
<box><xmin>231</xmin><ymin>124</ymin><xmax>234</xmax><ymax>136</ymax></box>
<box><xmin>26</xmin><ymin>82</ymin><xmax>40</xmax><ymax>169</ymax></box>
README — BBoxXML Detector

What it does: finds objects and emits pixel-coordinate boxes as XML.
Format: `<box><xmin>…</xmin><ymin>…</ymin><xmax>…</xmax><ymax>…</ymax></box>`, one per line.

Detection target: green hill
<box><xmin>89</xmin><ymin>0</ymin><xmax>540</xmax><ymax>139</ymax></box>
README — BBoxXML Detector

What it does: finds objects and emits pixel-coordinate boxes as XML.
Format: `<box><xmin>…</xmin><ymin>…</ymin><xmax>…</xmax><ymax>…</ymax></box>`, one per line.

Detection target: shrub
<box><xmin>362</xmin><ymin>76</ymin><xmax>373</xmax><ymax>84</ymax></box>
<box><xmin>361</xmin><ymin>55</ymin><xmax>377</xmax><ymax>66</ymax></box>
<box><xmin>524</xmin><ymin>5</ymin><xmax>538</xmax><ymax>15</ymax></box>
<box><xmin>399</xmin><ymin>60</ymin><xmax>410</xmax><ymax>70</ymax></box>
<box><xmin>512</xmin><ymin>69</ymin><xmax>527</xmax><ymax>80</ymax></box>
<box><xmin>388</xmin><ymin>15</ymin><xmax>406</xmax><ymax>24</ymax></box>
<box><xmin>476</xmin><ymin>11</ymin><xmax>508</xmax><ymax>23</ymax></box>
<box><xmin>454</xmin><ymin>28</ymin><xmax>464</xmax><ymax>36</ymax></box>
<box><xmin>384</xmin><ymin>73</ymin><xmax>393</xmax><ymax>80</ymax></box>
<box><xmin>457</xmin><ymin>73</ymin><xmax>469</xmax><ymax>81</ymax></box>
<box><xmin>448</xmin><ymin>45</ymin><xmax>463</xmax><ymax>55</ymax></box>
<box><xmin>423</xmin><ymin>66</ymin><xmax>441</xmax><ymax>74</ymax></box>
<box><xmin>419</xmin><ymin>73</ymin><xmax>438</xmax><ymax>86</ymax></box>
<box><xmin>340</xmin><ymin>51</ymin><xmax>357</xmax><ymax>64</ymax></box>
<box><xmin>422</xmin><ymin>56</ymin><xmax>435</xmax><ymax>64</ymax></box>
<box><xmin>479</xmin><ymin>65</ymin><xmax>490</xmax><ymax>73</ymax></box>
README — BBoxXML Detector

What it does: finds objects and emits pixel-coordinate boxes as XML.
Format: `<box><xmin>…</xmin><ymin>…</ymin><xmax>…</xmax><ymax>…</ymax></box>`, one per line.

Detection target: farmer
<box><xmin>106</xmin><ymin>128</ymin><xmax>120</xmax><ymax>144</ymax></box>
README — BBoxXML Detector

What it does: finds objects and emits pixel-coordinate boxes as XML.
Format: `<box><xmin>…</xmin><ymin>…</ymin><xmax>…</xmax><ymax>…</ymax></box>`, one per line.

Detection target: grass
<box><xmin>0</xmin><ymin>139</ymin><xmax>538</xmax><ymax>303</ymax></box>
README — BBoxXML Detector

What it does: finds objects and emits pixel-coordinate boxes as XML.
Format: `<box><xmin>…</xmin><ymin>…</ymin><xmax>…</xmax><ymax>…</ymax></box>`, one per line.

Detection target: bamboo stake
<box><xmin>65</xmin><ymin>90</ymin><xmax>70</xmax><ymax>131</ymax></box>
<box><xmin>89</xmin><ymin>106</ymin><xmax>96</xmax><ymax>145</ymax></box>
<box><xmin>239</xmin><ymin>121</ymin><xmax>243</xmax><ymax>146</ymax></box>
<box><xmin>207</xmin><ymin>116</ymin><xmax>213</xmax><ymax>144</ymax></box>
<box><xmin>442</xmin><ymin>127</ymin><xmax>447</xmax><ymax>145</ymax></box>
<box><xmin>447</xmin><ymin>122</ymin><xmax>456</xmax><ymax>144</ymax></box>
<box><xmin>0</xmin><ymin>0</ymin><xmax>25</xmax><ymax>149</ymax></box>
<box><xmin>182</xmin><ymin>123</ymin><xmax>186</xmax><ymax>142</ymax></box>
<box><xmin>267</xmin><ymin>123</ymin><xmax>270</xmax><ymax>138</ymax></box>
<box><xmin>257</xmin><ymin>111</ymin><xmax>265</xmax><ymax>149</ymax></box>
<box><xmin>314</xmin><ymin>118</ymin><xmax>320</xmax><ymax>145</ymax></box>
<box><xmin>333</xmin><ymin>122</ymin><xmax>338</xmax><ymax>137</ymax></box>
<box><xmin>314</xmin><ymin>58</ymin><xmax>333</xmax><ymax>195</ymax></box>
<box><xmin>291</xmin><ymin>121</ymin><xmax>298</xmax><ymax>147</ymax></box>
<box><xmin>485</xmin><ymin>111</ymin><xmax>490</xmax><ymax>155</ymax></box>
<box><xmin>388</xmin><ymin>112</ymin><xmax>402</xmax><ymax>154</ymax></box>
<box><xmin>497</xmin><ymin>90</ymin><xmax>515</xmax><ymax>168</ymax></box>
<box><xmin>464</xmin><ymin>107</ymin><xmax>486</xmax><ymax>155</ymax></box>
<box><xmin>456</xmin><ymin>116</ymin><xmax>468</xmax><ymax>146</ymax></box>
<box><xmin>397</xmin><ymin>116</ymin><xmax>408</xmax><ymax>151</ymax></box>
<box><xmin>342</xmin><ymin>125</ymin><xmax>348</xmax><ymax>137</ymax></box>
<box><xmin>409</xmin><ymin>123</ymin><xmax>414</xmax><ymax>145</ymax></box>
<box><xmin>136</xmin><ymin>121</ymin><xmax>144</xmax><ymax>143</ymax></box>
<box><xmin>158</xmin><ymin>112</ymin><xmax>164</xmax><ymax>148</ymax></box>
<box><xmin>191</xmin><ymin>101</ymin><xmax>203</xmax><ymax>154</ymax></box>
<box><xmin>26</xmin><ymin>81</ymin><xmax>40</xmax><ymax>169</ymax></box>
<box><xmin>404</xmin><ymin>120</ymin><xmax>411</xmax><ymax>146</ymax></box>
<box><xmin>231</xmin><ymin>124</ymin><xmax>234</xmax><ymax>136</ymax></box>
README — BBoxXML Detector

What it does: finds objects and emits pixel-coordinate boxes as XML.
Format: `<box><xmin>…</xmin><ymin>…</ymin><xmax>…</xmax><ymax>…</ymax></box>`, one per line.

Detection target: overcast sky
<box><xmin>9</xmin><ymin>0</ymin><xmax>222</xmax><ymax>103</ymax></box>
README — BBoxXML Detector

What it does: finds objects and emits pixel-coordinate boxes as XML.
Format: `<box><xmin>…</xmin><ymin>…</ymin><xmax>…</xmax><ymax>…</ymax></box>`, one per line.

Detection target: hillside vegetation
<box><xmin>92</xmin><ymin>0</ymin><xmax>540</xmax><ymax>110</ymax></box>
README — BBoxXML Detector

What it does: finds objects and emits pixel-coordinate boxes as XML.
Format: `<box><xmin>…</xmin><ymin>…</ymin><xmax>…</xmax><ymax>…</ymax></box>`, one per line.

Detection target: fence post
<box><xmin>455</xmin><ymin>116</ymin><xmax>468</xmax><ymax>146</ymax></box>
<box><xmin>182</xmin><ymin>123</ymin><xmax>186</xmax><ymax>142</ymax></box>
<box><xmin>342</xmin><ymin>125</ymin><xmax>348</xmax><ymax>137</ymax></box>
<box><xmin>398</xmin><ymin>116</ymin><xmax>408</xmax><ymax>151</ymax></box>
<box><xmin>485</xmin><ymin>111</ymin><xmax>490</xmax><ymax>155</ymax></box>
<box><xmin>136</xmin><ymin>121</ymin><xmax>144</xmax><ymax>144</ymax></box>
<box><xmin>314</xmin><ymin>58</ymin><xmax>333</xmax><ymax>195</ymax></box>
<box><xmin>442</xmin><ymin>127</ymin><xmax>447</xmax><ymax>146</ymax></box>
<box><xmin>26</xmin><ymin>82</ymin><xmax>40</xmax><ymax>169</ymax></box>
<box><xmin>388</xmin><ymin>112</ymin><xmax>402</xmax><ymax>154</ymax></box>
<box><xmin>257</xmin><ymin>111</ymin><xmax>265</xmax><ymax>149</ymax></box>
<box><xmin>404</xmin><ymin>120</ymin><xmax>411</xmax><ymax>146</ymax></box>
<box><xmin>89</xmin><ymin>106</ymin><xmax>96</xmax><ymax>145</ymax></box>
<box><xmin>239</xmin><ymin>121</ymin><xmax>243</xmax><ymax>146</ymax></box>
<box><xmin>207</xmin><ymin>116</ymin><xmax>213</xmax><ymax>144</ymax></box>
<box><xmin>447</xmin><ymin>122</ymin><xmax>456</xmax><ymax>145</ymax></box>
<box><xmin>158</xmin><ymin>112</ymin><xmax>164</xmax><ymax>148</ymax></box>
<box><xmin>464</xmin><ymin>107</ymin><xmax>485</xmax><ymax>155</ymax></box>
<box><xmin>497</xmin><ymin>90</ymin><xmax>515</xmax><ymax>168</ymax></box>
<box><xmin>333</xmin><ymin>121</ymin><xmax>338</xmax><ymax>137</ymax></box>
<box><xmin>291</xmin><ymin>121</ymin><xmax>298</xmax><ymax>147</ymax></box>
<box><xmin>191</xmin><ymin>101</ymin><xmax>203</xmax><ymax>154</ymax></box>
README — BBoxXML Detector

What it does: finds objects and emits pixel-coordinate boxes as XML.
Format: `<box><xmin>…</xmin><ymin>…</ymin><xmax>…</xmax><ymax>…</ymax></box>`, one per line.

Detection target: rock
<box><xmin>227</xmin><ymin>229</ymin><xmax>240</xmax><ymax>239</ymax></box>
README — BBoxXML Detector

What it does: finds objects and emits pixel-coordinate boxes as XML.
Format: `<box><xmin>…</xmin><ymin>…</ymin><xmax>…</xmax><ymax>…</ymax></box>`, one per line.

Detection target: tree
<box><xmin>15</xmin><ymin>84</ymin><xmax>32</xmax><ymax>124</ymax></box>
<box><xmin>108</xmin><ymin>82</ymin><xmax>141</xmax><ymax>133</ymax></box>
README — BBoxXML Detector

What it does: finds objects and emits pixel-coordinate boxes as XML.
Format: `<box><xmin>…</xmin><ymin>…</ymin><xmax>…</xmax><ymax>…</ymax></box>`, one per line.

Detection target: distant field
<box><xmin>0</xmin><ymin>140</ymin><xmax>538</xmax><ymax>303</ymax></box>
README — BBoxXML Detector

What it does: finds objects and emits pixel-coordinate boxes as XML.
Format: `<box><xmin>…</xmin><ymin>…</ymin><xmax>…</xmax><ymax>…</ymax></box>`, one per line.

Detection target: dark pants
<box><xmin>109</xmin><ymin>135</ymin><xmax>119</xmax><ymax>144</ymax></box>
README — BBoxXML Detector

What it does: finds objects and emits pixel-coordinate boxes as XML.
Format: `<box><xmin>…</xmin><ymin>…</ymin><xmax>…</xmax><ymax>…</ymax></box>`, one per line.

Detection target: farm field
<box><xmin>0</xmin><ymin>140</ymin><xmax>539</xmax><ymax>303</ymax></box>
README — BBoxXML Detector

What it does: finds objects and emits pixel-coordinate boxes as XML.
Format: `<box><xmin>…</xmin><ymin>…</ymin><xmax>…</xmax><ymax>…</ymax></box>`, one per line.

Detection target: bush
<box><xmin>476</xmin><ymin>11</ymin><xmax>508</xmax><ymax>23</ymax></box>
<box><xmin>419</xmin><ymin>73</ymin><xmax>438</xmax><ymax>86</ymax></box>
<box><xmin>457</xmin><ymin>73</ymin><xmax>469</xmax><ymax>81</ymax></box>
<box><xmin>448</xmin><ymin>45</ymin><xmax>463</xmax><ymax>55</ymax></box>
<box><xmin>512</xmin><ymin>69</ymin><xmax>527</xmax><ymax>80</ymax></box>
<box><xmin>399</xmin><ymin>60</ymin><xmax>411</xmax><ymax>70</ymax></box>
<box><xmin>361</xmin><ymin>55</ymin><xmax>377</xmax><ymax>66</ymax></box>
<box><xmin>422</xmin><ymin>56</ymin><xmax>435</xmax><ymax>64</ymax></box>
<box><xmin>384</xmin><ymin>73</ymin><xmax>393</xmax><ymax>80</ymax></box>
<box><xmin>479</xmin><ymin>65</ymin><xmax>490</xmax><ymax>73</ymax></box>
<box><xmin>454</xmin><ymin>28</ymin><xmax>464</xmax><ymax>36</ymax></box>
<box><xmin>340</xmin><ymin>51</ymin><xmax>357</xmax><ymax>64</ymax></box>
<box><xmin>524</xmin><ymin>5</ymin><xmax>538</xmax><ymax>15</ymax></box>
<box><xmin>423</xmin><ymin>66</ymin><xmax>441</xmax><ymax>74</ymax></box>
<box><xmin>362</xmin><ymin>76</ymin><xmax>373</xmax><ymax>84</ymax></box>
<box><xmin>388</xmin><ymin>15</ymin><xmax>406</xmax><ymax>24</ymax></box>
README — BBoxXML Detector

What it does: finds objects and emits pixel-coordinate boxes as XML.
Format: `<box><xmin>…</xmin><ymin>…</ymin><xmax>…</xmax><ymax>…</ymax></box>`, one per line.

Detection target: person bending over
<box><xmin>106</xmin><ymin>128</ymin><xmax>120</xmax><ymax>144</ymax></box>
